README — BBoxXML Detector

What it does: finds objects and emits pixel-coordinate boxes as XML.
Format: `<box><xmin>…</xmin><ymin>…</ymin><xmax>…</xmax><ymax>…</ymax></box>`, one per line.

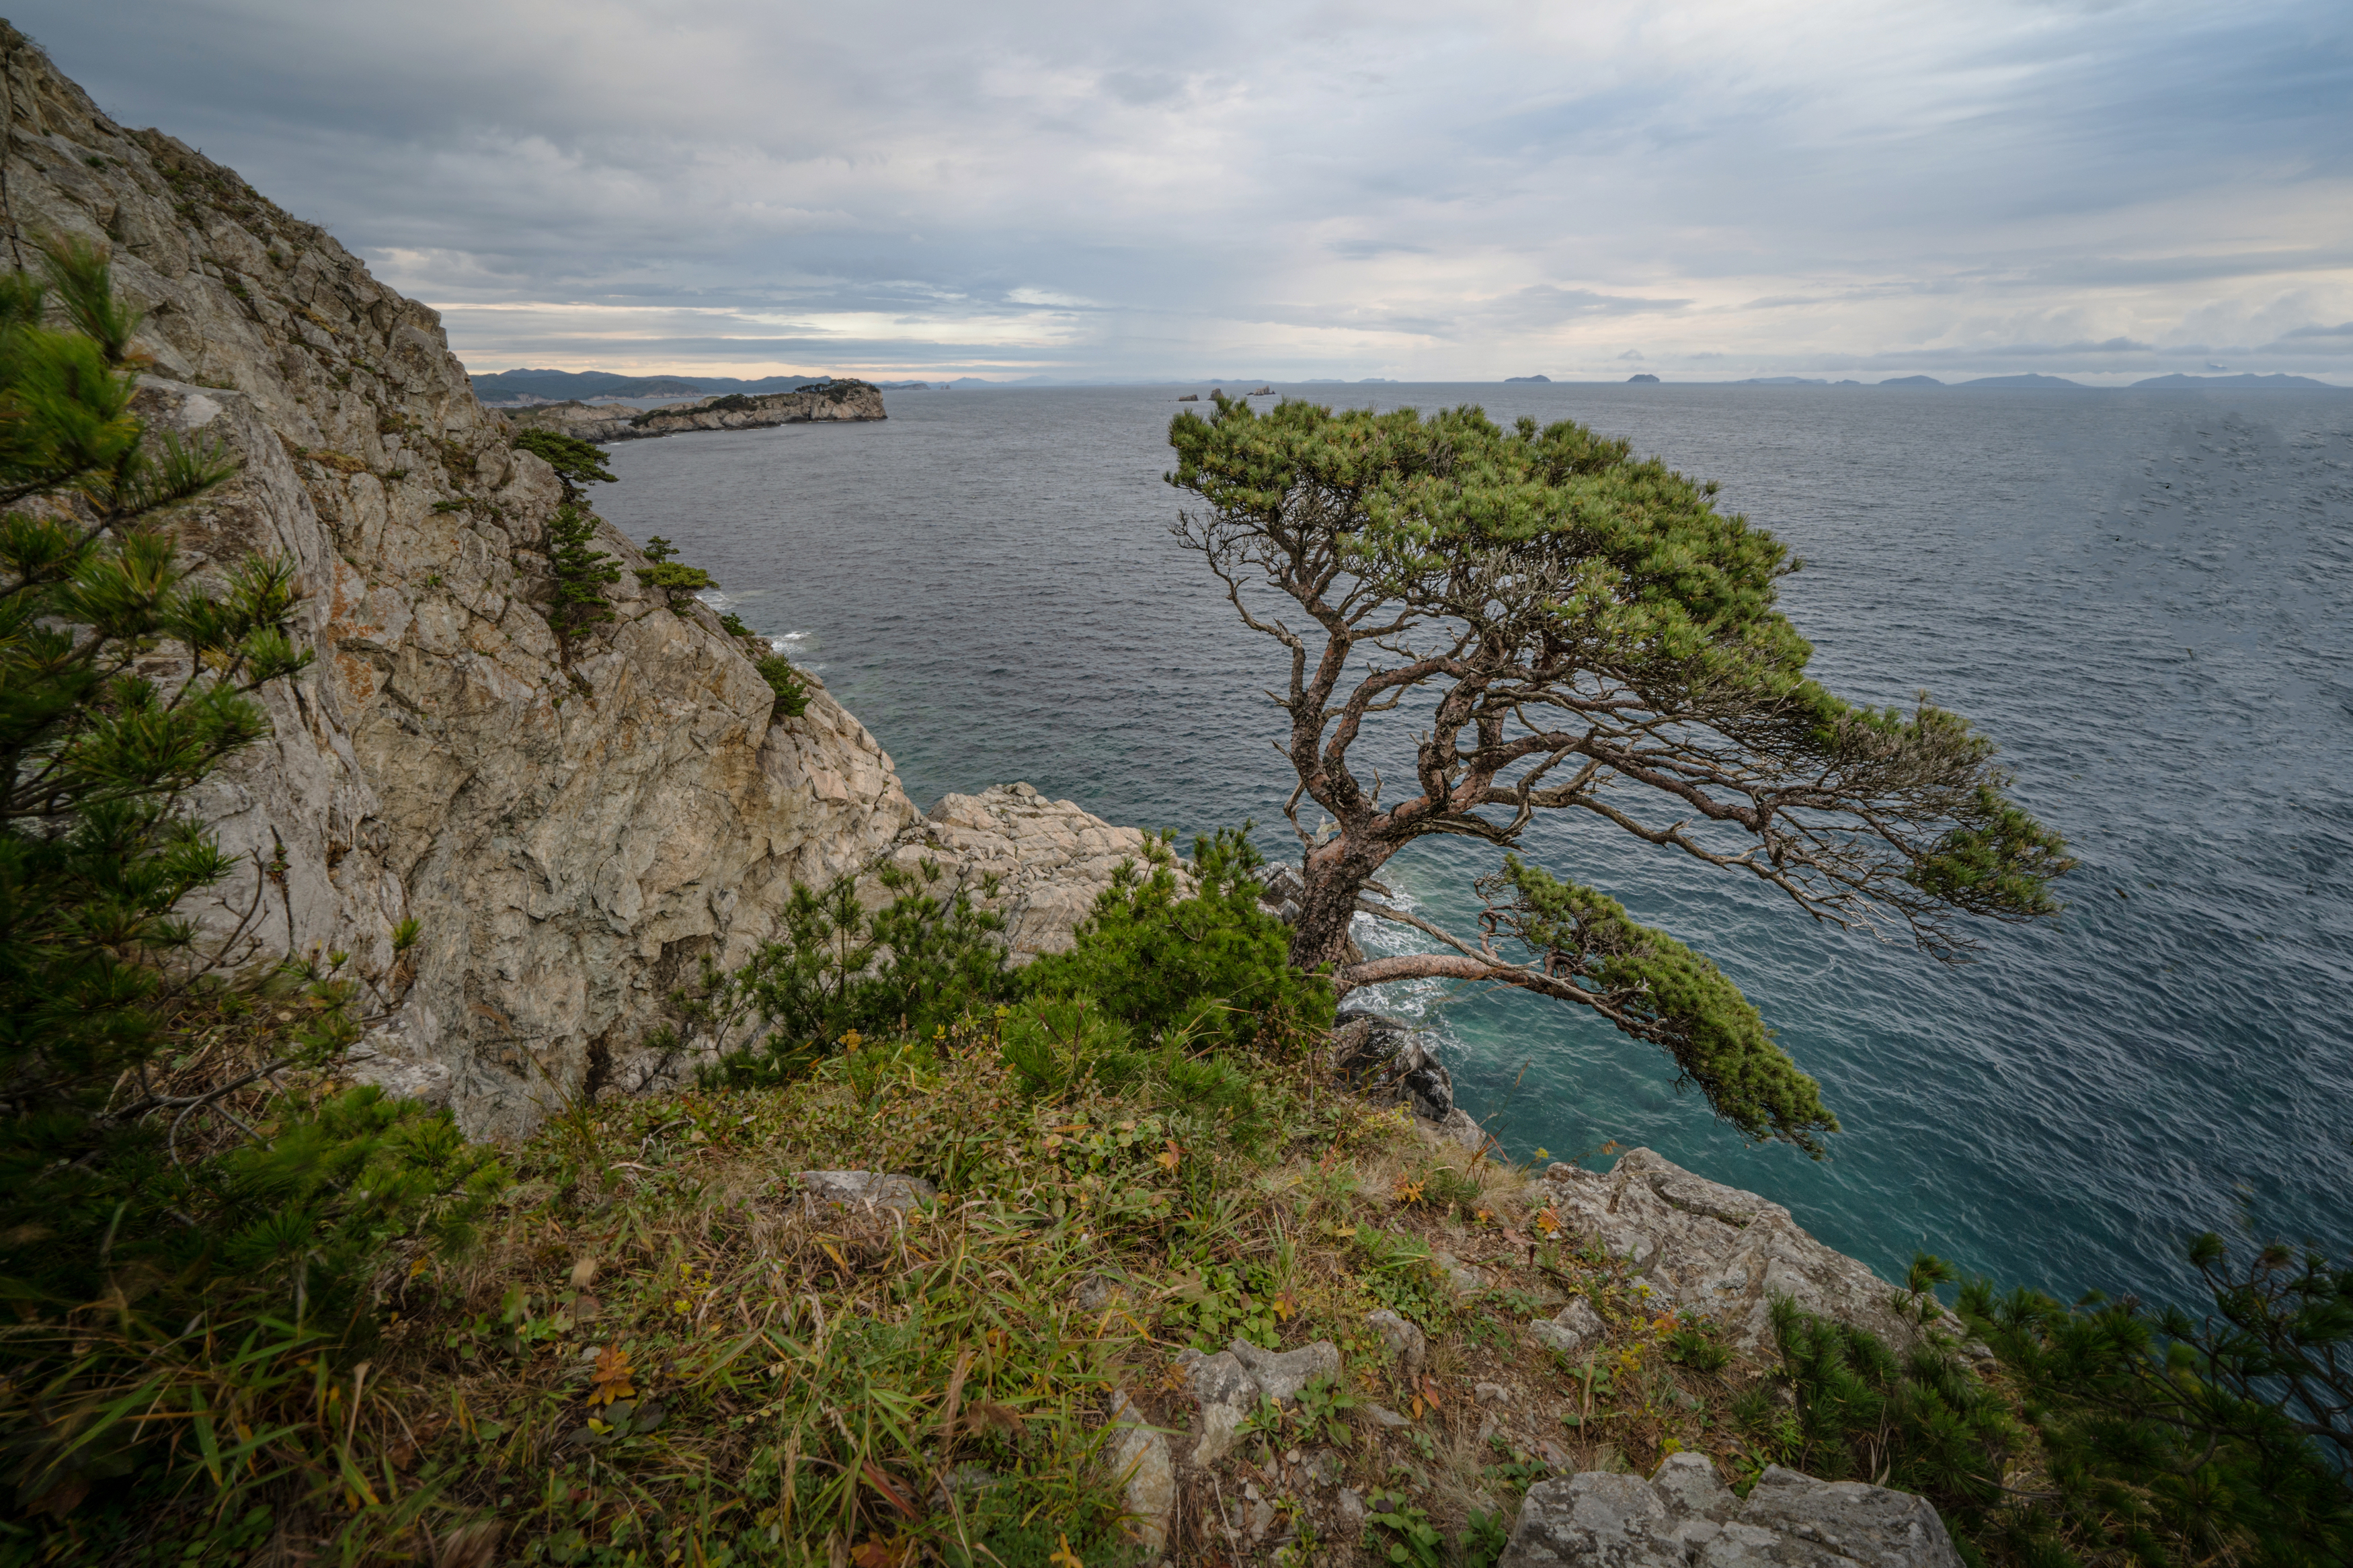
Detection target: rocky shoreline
<box><xmin>507</xmin><ymin>381</ymin><xmax>886</xmax><ymax>443</ymax></box>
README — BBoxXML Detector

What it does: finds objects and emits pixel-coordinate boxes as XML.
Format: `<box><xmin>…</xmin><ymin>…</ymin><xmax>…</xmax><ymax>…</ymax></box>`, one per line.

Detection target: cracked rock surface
<box><xmin>1542</xmin><ymin>1149</ymin><xmax>1935</xmax><ymax>1351</ymax></box>
<box><xmin>1501</xmin><ymin>1453</ymin><xmax>1962</xmax><ymax>1568</ymax></box>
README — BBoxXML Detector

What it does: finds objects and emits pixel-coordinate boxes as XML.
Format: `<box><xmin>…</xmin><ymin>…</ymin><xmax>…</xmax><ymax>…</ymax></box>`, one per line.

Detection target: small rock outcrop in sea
<box><xmin>1499</xmin><ymin>1452</ymin><xmax>1963</xmax><ymax>1568</ymax></box>
<box><xmin>1539</xmin><ymin>1148</ymin><xmax>1943</xmax><ymax>1352</ymax></box>
<box><xmin>1332</xmin><ymin>1009</ymin><xmax>1487</xmax><ymax>1149</ymax></box>
<box><xmin>508</xmin><ymin>384</ymin><xmax>885</xmax><ymax>444</ymax></box>
<box><xmin>1626</xmin><ymin>372</ymin><xmax>1662</xmax><ymax>383</ymax></box>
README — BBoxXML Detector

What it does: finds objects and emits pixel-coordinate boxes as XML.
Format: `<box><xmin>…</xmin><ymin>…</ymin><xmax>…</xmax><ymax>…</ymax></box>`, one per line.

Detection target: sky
<box><xmin>21</xmin><ymin>1</ymin><xmax>2353</xmax><ymax>384</ymax></box>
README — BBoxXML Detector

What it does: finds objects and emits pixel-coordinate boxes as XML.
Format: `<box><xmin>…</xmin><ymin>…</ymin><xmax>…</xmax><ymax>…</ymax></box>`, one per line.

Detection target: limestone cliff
<box><xmin>0</xmin><ymin>26</ymin><xmax>920</xmax><ymax>1138</ymax></box>
<box><xmin>510</xmin><ymin>384</ymin><xmax>886</xmax><ymax>444</ymax></box>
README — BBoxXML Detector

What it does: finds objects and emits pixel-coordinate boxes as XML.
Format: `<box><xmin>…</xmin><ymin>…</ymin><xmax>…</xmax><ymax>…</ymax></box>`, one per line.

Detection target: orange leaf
<box><xmin>1154</xmin><ymin>1140</ymin><xmax>1182</xmax><ymax>1173</ymax></box>
<box><xmin>588</xmin><ymin>1346</ymin><xmax>636</xmax><ymax>1406</ymax></box>
<box><xmin>1048</xmin><ymin>1534</ymin><xmax>1086</xmax><ymax>1568</ymax></box>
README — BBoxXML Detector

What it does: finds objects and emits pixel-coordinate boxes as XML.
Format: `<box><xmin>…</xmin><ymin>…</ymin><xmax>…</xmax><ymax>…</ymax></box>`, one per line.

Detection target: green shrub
<box><xmin>696</xmin><ymin>861</ymin><xmax>1012</xmax><ymax>1085</ymax></box>
<box><xmin>1021</xmin><ymin>827</ymin><xmax>1333</xmax><ymax>1054</ymax></box>
<box><xmin>0</xmin><ymin>239</ymin><xmax>507</xmax><ymax>1543</ymax></box>
<box><xmin>634</xmin><ymin>534</ymin><xmax>717</xmax><ymax>615</ymax></box>
<box><xmin>756</xmin><ymin>652</ymin><xmax>810</xmax><ymax>719</ymax></box>
<box><xmin>1960</xmin><ymin>1237</ymin><xmax>2353</xmax><ymax>1567</ymax></box>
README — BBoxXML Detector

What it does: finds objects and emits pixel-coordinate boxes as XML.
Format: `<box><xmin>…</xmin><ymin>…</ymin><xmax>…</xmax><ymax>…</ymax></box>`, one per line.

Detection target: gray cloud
<box><xmin>14</xmin><ymin>0</ymin><xmax>2349</xmax><ymax>381</ymax></box>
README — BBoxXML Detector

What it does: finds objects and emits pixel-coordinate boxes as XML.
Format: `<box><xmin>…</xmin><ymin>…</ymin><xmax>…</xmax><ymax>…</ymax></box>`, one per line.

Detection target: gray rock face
<box><xmin>1499</xmin><ymin>1456</ymin><xmax>1962</xmax><ymax>1568</ymax></box>
<box><xmin>1228</xmin><ymin>1338</ymin><xmax>1341</xmax><ymax>1403</ymax></box>
<box><xmin>871</xmin><ymin>784</ymin><xmax>1172</xmax><ymax>964</ymax></box>
<box><xmin>1179</xmin><ymin>1350</ymin><xmax>1261</xmax><ymax>1466</ymax></box>
<box><xmin>1542</xmin><ymin>1150</ymin><xmax>1934</xmax><ymax>1351</ymax></box>
<box><xmin>792</xmin><ymin>1171</ymin><xmax>937</xmax><ymax>1214</ymax></box>
<box><xmin>1716</xmin><ymin>1466</ymin><xmax>1962</xmax><ymax>1568</ymax></box>
<box><xmin>1531</xmin><ymin>1296</ymin><xmax>1607</xmax><ymax>1357</ymax></box>
<box><xmin>1333</xmin><ymin>1010</ymin><xmax>1456</xmax><ymax>1120</ymax></box>
<box><xmin>1177</xmin><ymin>1339</ymin><xmax>1342</xmax><ymax>1465</ymax></box>
<box><xmin>1104</xmin><ymin>1390</ymin><xmax>1174</xmax><ymax>1561</ymax></box>
<box><xmin>508</xmin><ymin>384</ymin><xmax>884</xmax><ymax>444</ymax></box>
<box><xmin>1366</xmin><ymin>1309</ymin><xmax>1427</xmax><ymax>1384</ymax></box>
<box><xmin>1503</xmin><ymin>1471</ymin><xmax>1679</xmax><ymax>1568</ymax></box>
<box><xmin>0</xmin><ymin>30</ymin><xmax>926</xmax><ymax>1139</ymax></box>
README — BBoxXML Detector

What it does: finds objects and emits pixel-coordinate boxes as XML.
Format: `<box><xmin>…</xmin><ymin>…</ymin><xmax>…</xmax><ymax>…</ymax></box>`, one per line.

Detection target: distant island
<box><xmin>2130</xmin><ymin>372</ymin><xmax>2342</xmax><ymax>389</ymax></box>
<box><xmin>468</xmin><ymin>368</ymin><xmax>856</xmax><ymax>404</ymax></box>
<box><xmin>1505</xmin><ymin>374</ymin><xmax>1552</xmax><ymax>383</ymax></box>
<box><xmin>1880</xmin><ymin>375</ymin><xmax>1943</xmax><ymax>386</ymax></box>
<box><xmin>1626</xmin><ymin>372</ymin><xmax>1660</xmax><ymax>384</ymax></box>
<box><xmin>1954</xmin><ymin>373</ymin><xmax>2085</xmax><ymax>388</ymax></box>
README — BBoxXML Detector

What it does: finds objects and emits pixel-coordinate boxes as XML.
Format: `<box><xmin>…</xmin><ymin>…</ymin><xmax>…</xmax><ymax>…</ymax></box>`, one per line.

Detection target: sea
<box><xmin>596</xmin><ymin>381</ymin><xmax>2353</xmax><ymax>1315</ymax></box>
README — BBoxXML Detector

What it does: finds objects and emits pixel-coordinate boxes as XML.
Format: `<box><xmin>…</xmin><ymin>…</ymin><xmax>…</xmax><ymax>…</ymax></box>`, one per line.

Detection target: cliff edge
<box><xmin>0</xmin><ymin>25</ymin><xmax>918</xmax><ymax>1138</ymax></box>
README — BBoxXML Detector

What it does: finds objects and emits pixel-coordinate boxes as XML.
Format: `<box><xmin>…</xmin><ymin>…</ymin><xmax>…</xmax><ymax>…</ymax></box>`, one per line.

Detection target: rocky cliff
<box><xmin>509</xmin><ymin>382</ymin><xmax>885</xmax><ymax>444</ymax></box>
<box><xmin>0</xmin><ymin>26</ymin><xmax>928</xmax><ymax>1139</ymax></box>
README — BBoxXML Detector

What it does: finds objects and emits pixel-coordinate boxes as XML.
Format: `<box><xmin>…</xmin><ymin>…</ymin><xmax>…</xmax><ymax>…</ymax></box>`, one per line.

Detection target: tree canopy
<box><xmin>1166</xmin><ymin>393</ymin><xmax>2074</xmax><ymax>1153</ymax></box>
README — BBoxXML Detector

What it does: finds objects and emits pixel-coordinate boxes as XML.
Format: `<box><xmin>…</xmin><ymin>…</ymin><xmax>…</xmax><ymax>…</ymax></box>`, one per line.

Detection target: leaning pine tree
<box><xmin>1167</xmin><ymin>395</ymin><xmax>2074</xmax><ymax>1155</ymax></box>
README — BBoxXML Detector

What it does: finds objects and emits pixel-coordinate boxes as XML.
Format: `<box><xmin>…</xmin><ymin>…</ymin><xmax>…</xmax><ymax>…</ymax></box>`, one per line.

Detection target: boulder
<box><xmin>1177</xmin><ymin>1349</ymin><xmax>1261</xmax><ymax>1466</ymax></box>
<box><xmin>1542</xmin><ymin>1150</ymin><xmax>1932</xmax><ymax>1351</ymax></box>
<box><xmin>871</xmin><ymin>784</ymin><xmax>1172</xmax><ymax>964</ymax></box>
<box><xmin>1365</xmin><ymin>1309</ymin><xmax>1427</xmax><ymax>1385</ymax></box>
<box><xmin>1103</xmin><ymin>1390</ymin><xmax>1175</xmax><ymax>1561</ymax></box>
<box><xmin>792</xmin><ymin>1171</ymin><xmax>937</xmax><ymax>1214</ymax></box>
<box><xmin>1227</xmin><ymin>1337</ymin><xmax>1341</xmax><ymax>1403</ymax></box>
<box><xmin>1529</xmin><ymin>1296</ymin><xmax>1606</xmax><ymax>1358</ymax></box>
<box><xmin>1332</xmin><ymin>1010</ymin><xmax>1456</xmax><ymax>1120</ymax></box>
<box><xmin>1498</xmin><ymin>1454</ymin><xmax>1963</xmax><ymax>1568</ymax></box>
<box><xmin>1717</xmin><ymin>1465</ymin><xmax>1962</xmax><ymax>1567</ymax></box>
<box><xmin>1502</xmin><ymin>1471</ymin><xmax>1682</xmax><ymax>1568</ymax></box>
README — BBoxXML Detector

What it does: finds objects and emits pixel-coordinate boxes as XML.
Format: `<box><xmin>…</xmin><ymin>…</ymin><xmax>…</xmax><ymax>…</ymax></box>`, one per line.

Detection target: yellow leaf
<box><xmin>1048</xmin><ymin>1534</ymin><xmax>1085</xmax><ymax>1568</ymax></box>
<box><xmin>1154</xmin><ymin>1139</ymin><xmax>1182</xmax><ymax>1173</ymax></box>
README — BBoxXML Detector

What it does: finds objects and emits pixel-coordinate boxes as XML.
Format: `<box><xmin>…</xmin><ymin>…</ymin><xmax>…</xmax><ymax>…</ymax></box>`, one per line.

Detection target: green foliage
<box><xmin>510</xmin><ymin>431</ymin><xmax>622</xmax><ymax>647</ymax></box>
<box><xmin>634</xmin><ymin>534</ymin><xmax>717</xmax><ymax>614</ymax></box>
<box><xmin>1461</xmin><ymin>1505</ymin><xmax>1513</xmax><ymax>1568</ymax></box>
<box><xmin>718</xmin><ymin>610</ymin><xmax>754</xmax><ymax>639</ymax></box>
<box><xmin>511</xmin><ymin>427</ymin><xmax>616</xmax><ymax>504</ymax></box>
<box><xmin>1960</xmin><ymin>1236</ymin><xmax>2353</xmax><ymax>1567</ymax></box>
<box><xmin>1480</xmin><ymin>855</ymin><xmax>1836</xmax><ymax>1154</ymax></box>
<box><xmin>1022</xmin><ymin>827</ymin><xmax>1334</xmax><ymax>1054</ymax></box>
<box><xmin>1752</xmin><ymin>1296</ymin><xmax>2020</xmax><ymax>1555</ymax></box>
<box><xmin>1351</xmin><ymin>1226</ymin><xmax>1455</xmax><ymax>1329</ymax></box>
<box><xmin>699</xmin><ymin>862</ymin><xmax>1012</xmax><ymax>1085</ymax></box>
<box><xmin>0</xmin><ymin>240</ymin><xmax>506</xmax><ymax>1540</ymax></box>
<box><xmin>1664</xmin><ymin>1317</ymin><xmax>1732</xmax><ymax>1372</ymax></box>
<box><xmin>543</xmin><ymin>501</ymin><xmax>621</xmax><ymax>645</ymax></box>
<box><xmin>756</xmin><ymin>652</ymin><xmax>810</xmax><ymax>720</ymax></box>
<box><xmin>1362</xmin><ymin>1488</ymin><xmax>1445</xmax><ymax>1568</ymax></box>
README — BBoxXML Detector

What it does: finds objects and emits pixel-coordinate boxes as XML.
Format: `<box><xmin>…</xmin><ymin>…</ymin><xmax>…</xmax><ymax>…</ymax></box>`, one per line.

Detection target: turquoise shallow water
<box><xmin>596</xmin><ymin>382</ymin><xmax>2353</xmax><ymax>1311</ymax></box>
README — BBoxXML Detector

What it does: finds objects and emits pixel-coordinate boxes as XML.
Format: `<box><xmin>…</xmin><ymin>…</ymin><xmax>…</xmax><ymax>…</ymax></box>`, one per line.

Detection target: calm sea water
<box><xmin>598</xmin><ymin>383</ymin><xmax>2353</xmax><ymax>1311</ymax></box>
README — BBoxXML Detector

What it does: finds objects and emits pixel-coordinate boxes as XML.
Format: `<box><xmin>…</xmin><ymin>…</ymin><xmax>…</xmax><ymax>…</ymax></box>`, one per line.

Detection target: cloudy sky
<box><xmin>23</xmin><ymin>1</ymin><xmax>2352</xmax><ymax>382</ymax></box>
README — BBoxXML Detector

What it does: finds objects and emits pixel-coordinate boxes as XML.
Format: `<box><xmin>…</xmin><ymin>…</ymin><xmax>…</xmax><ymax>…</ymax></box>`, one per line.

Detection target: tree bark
<box><xmin>1287</xmin><ymin>836</ymin><xmax>1398</xmax><ymax>975</ymax></box>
